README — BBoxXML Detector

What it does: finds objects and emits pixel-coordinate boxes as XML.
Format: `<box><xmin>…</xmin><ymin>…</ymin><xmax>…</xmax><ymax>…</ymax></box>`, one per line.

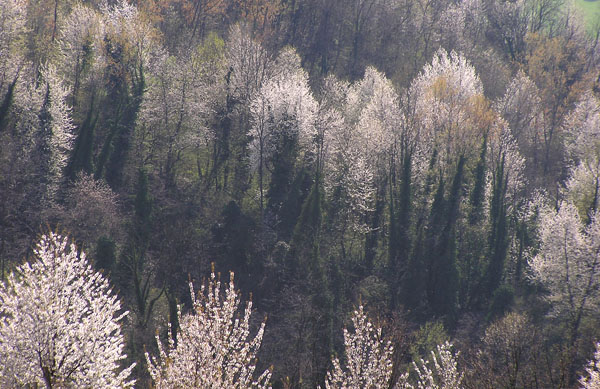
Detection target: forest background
<box><xmin>1</xmin><ymin>0</ymin><xmax>600</xmax><ymax>387</ymax></box>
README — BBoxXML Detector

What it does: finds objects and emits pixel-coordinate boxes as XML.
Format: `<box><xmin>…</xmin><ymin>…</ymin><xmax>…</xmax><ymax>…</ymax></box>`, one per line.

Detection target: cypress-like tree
<box><xmin>485</xmin><ymin>154</ymin><xmax>509</xmax><ymax>298</ymax></box>
<box><xmin>289</xmin><ymin>181</ymin><xmax>334</xmax><ymax>387</ymax></box>
<box><xmin>390</xmin><ymin>153</ymin><xmax>412</xmax><ymax>309</ymax></box>
<box><xmin>427</xmin><ymin>156</ymin><xmax>465</xmax><ymax>318</ymax></box>
<box><xmin>66</xmin><ymin>100</ymin><xmax>97</xmax><ymax>180</ymax></box>
<box><xmin>460</xmin><ymin>138</ymin><xmax>488</xmax><ymax>309</ymax></box>
<box><xmin>105</xmin><ymin>65</ymin><xmax>145</xmax><ymax>189</ymax></box>
<box><xmin>469</xmin><ymin>137</ymin><xmax>487</xmax><ymax>225</ymax></box>
<box><xmin>115</xmin><ymin>168</ymin><xmax>153</xmax><ymax>304</ymax></box>
<box><xmin>0</xmin><ymin>76</ymin><xmax>18</xmax><ymax>134</ymax></box>
<box><xmin>266</xmin><ymin>117</ymin><xmax>300</xmax><ymax>226</ymax></box>
<box><xmin>403</xmin><ymin>150</ymin><xmax>438</xmax><ymax>312</ymax></box>
<box><xmin>364</xmin><ymin>183</ymin><xmax>385</xmax><ymax>274</ymax></box>
<box><xmin>95</xmin><ymin>235</ymin><xmax>116</xmax><ymax>274</ymax></box>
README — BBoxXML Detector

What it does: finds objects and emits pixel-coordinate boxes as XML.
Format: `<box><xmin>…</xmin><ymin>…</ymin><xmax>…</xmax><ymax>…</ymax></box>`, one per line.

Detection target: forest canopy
<box><xmin>1</xmin><ymin>0</ymin><xmax>600</xmax><ymax>387</ymax></box>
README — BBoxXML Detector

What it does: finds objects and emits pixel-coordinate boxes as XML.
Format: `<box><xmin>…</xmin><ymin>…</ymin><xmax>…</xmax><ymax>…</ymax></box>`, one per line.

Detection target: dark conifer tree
<box><xmin>0</xmin><ymin>76</ymin><xmax>18</xmax><ymax>134</ymax></box>
<box><xmin>485</xmin><ymin>154</ymin><xmax>509</xmax><ymax>298</ymax></box>
<box><xmin>66</xmin><ymin>100</ymin><xmax>96</xmax><ymax>180</ymax></box>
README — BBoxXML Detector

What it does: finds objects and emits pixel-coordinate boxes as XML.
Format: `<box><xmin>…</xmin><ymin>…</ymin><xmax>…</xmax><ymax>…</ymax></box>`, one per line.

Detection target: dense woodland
<box><xmin>1</xmin><ymin>0</ymin><xmax>600</xmax><ymax>387</ymax></box>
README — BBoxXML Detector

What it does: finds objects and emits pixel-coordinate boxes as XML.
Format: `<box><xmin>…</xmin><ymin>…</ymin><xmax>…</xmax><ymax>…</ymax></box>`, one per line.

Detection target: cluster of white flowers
<box><xmin>227</xmin><ymin>24</ymin><xmax>273</xmax><ymax>102</ymax></box>
<box><xmin>321</xmin><ymin>306</ymin><xmax>463</xmax><ymax>389</ymax></box>
<box><xmin>581</xmin><ymin>342</ymin><xmax>600</xmax><ymax>389</ymax></box>
<box><xmin>249</xmin><ymin>47</ymin><xmax>318</xmax><ymax>163</ymax></box>
<box><xmin>411</xmin><ymin>342</ymin><xmax>463</xmax><ymax>389</ymax></box>
<box><xmin>100</xmin><ymin>0</ymin><xmax>159</xmax><ymax>71</ymax></box>
<box><xmin>41</xmin><ymin>65</ymin><xmax>76</xmax><ymax>201</ymax></box>
<box><xmin>529</xmin><ymin>201</ymin><xmax>600</xmax><ymax>318</ymax></box>
<box><xmin>100</xmin><ymin>0</ymin><xmax>139</xmax><ymax>35</ymax></box>
<box><xmin>145</xmin><ymin>271</ymin><xmax>271</xmax><ymax>388</ymax></box>
<box><xmin>0</xmin><ymin>0</ymin><xmax>27</xmax><ymax>82</ymax></box>
<box><xmin>563</xmin><ymin>93</ymin><xmax>600</xmax><ymax>213</ymax></box>
<box><xmin>325</xmin><ymin>119</ymin><xmax>376</xmax><ymax>233</ymax></box>
<box><xmin>409</xmin><ymin>48</ymin><xmax>483</xmax><ymax>167</ymax></box>
<box><xmin>564</xmin><ymin>92</ymin><xmax>600</xmax><ymax>165</ymax></box>
<box><xmin>0</xmin><ymin>232</ymin><xmax>135</xmax><ymax>388</ymax></box>
<box><xmin>323</xmin><ymin>68</ymin><xmax>401</xmax><ymax>232</ymax></box>
<box><xmin>355</xmin><ymin>67</ymin><xmax>401</xmax><ymax>167</ymax></box>
<box><xmin>59</xmin><ymin>4</ymin><xmax>105</xmax><ymax>71</ymax></box>
<box><xmin>495</xmin><ymin>71</ymin><xmax>543</xmax><ymax>148</ymax></box>
<box><xmin>322</xmin><ymin>305</ymin><xmax>394</xmax><ymax>389</ymax></box>
<box><xmin>140</xmin><ymin>48</ymin><xmax>211</xmax><ymax>167</ymax></box>
<box><xmin>488</xmin><ymin>121</ymin><xmax>526</xmax><ymax>206</ymax></box>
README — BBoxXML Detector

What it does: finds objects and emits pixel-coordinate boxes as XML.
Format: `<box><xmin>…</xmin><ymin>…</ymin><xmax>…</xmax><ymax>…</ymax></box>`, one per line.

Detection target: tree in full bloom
<box><xmin>495</xmin><ymin>71</ymin><xmax>543</xmax><ymax>177</ymax></box>
<box><xmin>0</xmin><ymin>232</ymin><xmax>135</xmax><ymax>388</ymax></box>
<box><xmin>0</xmin><ymin>0</ymin><xmax>27</xmax><ymax>87</ymax></box>
<box><xmin>529</xmin><ymin>201</ymin><xmax>600</xmax><ymax>348</ymax></box>
<box><xmin>411</xmin><ymin>342</ymin><xmax>463</xmax><ymax>389</ymax></box>
<box><xmin>580</xmin><ymin>342</ymin><xmax>600</xmax><ymax>389</ymax></box>
<box><xmin>324</xmin><ymin>68</ymin><xmax>401</xmax><ymax>239</ymax></box>
<box><xmin>249</xmin><ymin>47</ymin><xmax>317</xmax><ymax>213</ymax></box>
<box><xmin>227</xmin><ymin>23</ymin><xmax>273</xmax><ymax>103</ymax></box>
<box><xmin>39</xmin><ymin>65</ymin><xmax>76</xmax><ymax>201</ymax></box>
<box><xmin>138</xmin><ymin>46</ymin><xmax>214</xmax><ymax>188</ymax></box>
<box><xmin>58</xmin><ymin>2</ymin><xmax>105</xmax><ymax>106</ymax></box>
<box><xmin>145</xmin><ymin>270</ymin><xmax>271</xmax><ymax>388</ymax></box>
<box><xmin>322</xmin><ymin>305</ymin><xmax>395</xmax><ymax>389</ymax></box>
<box><xmin>563</xmin><ymin>92</ymin><xmax>600</xmax><ymax>219</ymax></box>
<box><xmin>408</xmin><ymin>48</ymin><xmax>485</xmax><ymax>170</ymax></box>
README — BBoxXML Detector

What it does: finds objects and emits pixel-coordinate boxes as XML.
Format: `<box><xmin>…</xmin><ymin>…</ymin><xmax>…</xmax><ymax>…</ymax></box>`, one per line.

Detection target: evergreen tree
<box><xmin>404</xmin><ymin>150</ymin><xmax>439</xmax><ymax>312</ymax></box>
<box><xmin>427</xmin><ymin>156</ymin><xmax>465</xmax><ymax>318</ymax></box>
<box><xmin>105</xmin><ymin>65</ymin><xmax>145</xmax><ymax>189</ymax></box>
<box><xmin>485</xmin><ymin>154</ymin><xmax>509</xmax><ymax>298</ymax></box>
<box><xmin>67</xmin><ymin>99</ymin><xmax>97</xmax><ymax>180</ymax></box>
<box><xmin>95</xmin><ymin>235</ymin><xmax>116</xmax><ymax>274</ymax></box>
<box><xmin>389</xmin><ymin>152</ymin><xmax>412</xmax><ymax>308</ymax></box>
<box><xmin>469</xmin><ymin>138</ymin><xmax>487</xmax><ymax>225</ymax></box>
<box><xmin>0</xmin><ymin>75</ymin><xmax>17</xmax><ymax>134</ymax></box>
<box><xmin>289</xmin><ymin>181</ymin><xmax>334</xmax><ymax>387</ymax></box>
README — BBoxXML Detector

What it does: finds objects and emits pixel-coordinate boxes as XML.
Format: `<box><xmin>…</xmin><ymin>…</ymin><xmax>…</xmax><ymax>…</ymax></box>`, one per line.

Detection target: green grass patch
<box><xmin>574</xmin><ymin>0</ymin><xmax>600</xmax><ymax>30</ymax></box>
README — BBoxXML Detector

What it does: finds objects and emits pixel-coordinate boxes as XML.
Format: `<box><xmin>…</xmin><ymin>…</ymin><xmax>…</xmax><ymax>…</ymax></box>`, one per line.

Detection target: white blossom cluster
<box><xmin>100</xmin><ymin>0</ymin><xmax>159</xmax><ymax>71</ymax></box>
<box><xmin>227</xmin><ymin>24</ymin><xmax>273</xmax><ymax>102</ymax></box>
<box><xmin>495</xmin><ymin>70</ymin><xmax>543</xmax><ymax>151</ymax></box>
<box><xmin>488</xmin><ymin>121</ymin><xmax>526</xmax><ymax>207</ymax></box>
<box><xmin>58</xmin><ymin>2</ymin><xmax>106</xmax><ymax>91</ymax></box>
<box><xmin>562</xmin><ymin>93</ymin><xmax>600</xmax><ymax>214</ymax></box>
<box><xmin>564</xmin><ymin>92</ymin><xmax>600</xmax><ymax>166</ymax></box>
<box><xmin>41</xmin><ymin>65</ymin><xmax>76</xmax><ymax>201</ymax></box>
<box><xmin>0</xmin><ymin>0</ymin><xmax>27</xmax><ymax>83</ymax></box>
<box><xmin>320</xmin><ymin>306</ymin><xmax>463</xmax><ymax>389</ymax></box>
<box><xmin>355</xmin><ymin>67</ymin><xmax>401</xmax><ymax>168</ymax></box>
<box><xmin>529</xmin><ymin>202</ymin><xmax>600</xmax><ymax>318</ymax></box>
<box><xmin>325</xmin><ymin>119</ymin><xmax>376</xmax><ymax>233</ymax></box>
<box><xmin>323</xmin><ymin>68</ymin><xmax>401</xmax><ymax>232</ymax></box>
<box><xmin>140</xmin><ymin>47</ymin><xmax>212</xmax><ymax>165</ymax></box>
<box><xmin>145</xmin><ymin>271</ymin><xmax>271</xmax><ymax>388</ymax></box>
<box><xmin>411</xmin><ymin>342</ymin><xmax>463</xmax><ymax>389</ymax></box>
<box><xmin>409</xmin><ymin>48</ymin><xmax>483</xmax><ymax>168</ymax></box>
<box><xmin>100</xmin><ymin>0</ymin><xmax>139</xmax><ymax>35</ymax></box>
<box><xmin>322</xmin><ymin>305</ymin><xmax>394</xmax><ymax>389</ymax></box>
<box><xmin>249</xmin><ymin>47</ymin><xmax>318</xmax><ymax>166</ymax></box>
<box><xmin>0</xmin><ymin>232</ymin><xmax>135</xmax><ymax>388</ymax></box>
<box><xmin>581</xmin><ymin>342</ymin><xmax>600</xmax><ymax>389</ymax></box>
